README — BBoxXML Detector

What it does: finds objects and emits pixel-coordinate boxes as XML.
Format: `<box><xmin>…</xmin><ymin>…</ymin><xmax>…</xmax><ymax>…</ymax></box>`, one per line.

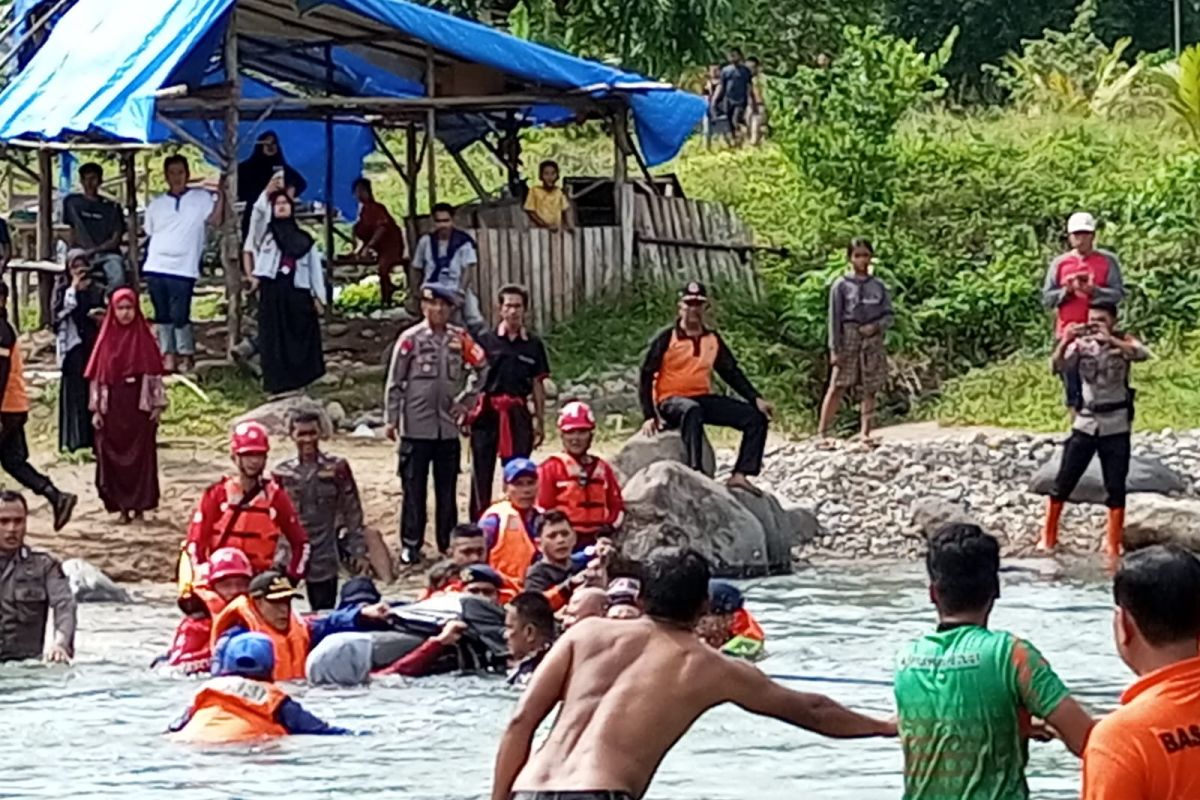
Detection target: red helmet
<box><xmin>207</xmin><ymin>547</ymin><xmax>253</xmax><ymax>582</ymax></box>
<box><xmin>558</xmin><ymin>401</ymin><xmax>596</xmax><ymax>433</ymax></box>
<box><xmin>230</xmin><ymin>421</ymin><xmax>270</xmax><ymax>455</ymax></box>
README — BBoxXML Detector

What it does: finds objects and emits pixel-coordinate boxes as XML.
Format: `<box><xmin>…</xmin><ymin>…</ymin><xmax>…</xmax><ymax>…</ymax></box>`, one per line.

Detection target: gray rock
<box><xmin>621</xmin><ymin>462</ymin><xmax>769</xmax><ymax>577</ymax></box>
<box><xmin>1029</xmin><ymin>451</ymin><xmax>1186</xmax><ymax>504</ymax></box>
<box><xmin>543</xmin><ymin>377</ymin><xmax>559</xmax><ymax>400</ymax></box>
<box><xmin>730</xmin><ymin>486</ymin><xmax>819</xmax><ymax>573</ymax></box>
<box><xmin>232</xmin><ymin>396</ymin><xmax>331</xmax><ymax>438</ymax></box>
<box><xmin>62</xmin><ymin>559</ymin><xmax>130</xmax><ymax>603</ymax></box>
<box><xmin>612</xmin><ymin>430</ymin><xmax>716</xmax><ymax>482</ymax></box>
<box><xmin>325</xmin><ymin>401</ymin><xmax>348</xmax><ymax>429</ymax></box>
<box><xmin>325</xmin><ymin>322</ymin><xmax>351</xmax><ymax>338</ymax></box>
<box><xmin>1123</xmin><ymin>494</ymin><xmax>1200</xmax><ymax>552</ymax></box>
<box><xmin>910</xmin><ymin>496</ymin><xmax>980</xmax><ymax>539</ymax></box>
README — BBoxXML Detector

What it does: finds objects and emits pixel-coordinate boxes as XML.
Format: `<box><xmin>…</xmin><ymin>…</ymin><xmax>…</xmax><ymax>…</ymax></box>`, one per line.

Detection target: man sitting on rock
<box><xmin>537</xmin><ymin>401</ymin><xmax>624</xmax><ymax>550</ymax></box>
<box><xmin>696</xmin><ymin>579</ymin><xmax>765</xmax><ymax>660</ymax></box>
<box><xmin>639</xmin><ymin>280</ymin><xmax>774</xmax><ymax>495</ymax></box>
<box><xmin>1041</xmin><ymin>301</ymin><xmax>1149</xmax><ymax>564</ymax></box>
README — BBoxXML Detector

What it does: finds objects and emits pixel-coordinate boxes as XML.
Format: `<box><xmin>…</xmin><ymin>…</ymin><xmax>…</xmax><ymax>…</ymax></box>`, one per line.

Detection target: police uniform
<box><xmin>0</xmin><ymin>546</ymin><xmax>76</xmax><ymax>662</ymax></box>
<box><xmin>385</xmin><ymin>285</ymin><xmax>488</xmax><ymax>560</ymax></box>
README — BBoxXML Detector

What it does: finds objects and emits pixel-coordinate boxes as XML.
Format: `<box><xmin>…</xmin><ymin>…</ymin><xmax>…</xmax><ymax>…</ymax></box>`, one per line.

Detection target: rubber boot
<box><xmin>1105</xmin><ymin>507</ymin><xmax>1125</xmax><ymax>569</ymax></box>
<box><xmin>1039</xmin><ymin>499</ymin><xmax>1064</xmax><ymax>552</ymax></box>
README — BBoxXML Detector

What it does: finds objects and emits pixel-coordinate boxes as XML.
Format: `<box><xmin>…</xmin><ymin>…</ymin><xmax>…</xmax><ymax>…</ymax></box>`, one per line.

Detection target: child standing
<box><xmin>818</xmin><ymin>237</ymin><xmax>893</xmax><ymax>440</ymax></box>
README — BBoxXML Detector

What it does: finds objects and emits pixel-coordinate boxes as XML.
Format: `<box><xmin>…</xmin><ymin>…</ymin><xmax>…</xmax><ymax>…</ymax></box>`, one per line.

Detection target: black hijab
<box><xmin>238</xmin><ymin>130</ymin><xmax>285</xmax><ymax>204</ymax></box>
<box><xmin>267</xmin><ymin>192</ymin><xmax>314</xmax><ymax>259</ymax></box>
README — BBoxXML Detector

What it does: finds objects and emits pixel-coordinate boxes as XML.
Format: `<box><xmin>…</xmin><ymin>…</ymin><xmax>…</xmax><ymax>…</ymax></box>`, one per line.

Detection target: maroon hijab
<box><xmin>84</xmin><ymin>288</ymin><xmax>163</xmax><ymax>384</ymax></box>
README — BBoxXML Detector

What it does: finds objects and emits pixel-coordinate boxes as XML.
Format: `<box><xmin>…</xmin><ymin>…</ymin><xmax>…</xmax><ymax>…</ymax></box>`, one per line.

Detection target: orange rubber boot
<box><xmin>1105</xmin><ymin>507</ymin><xmax>1125</xmax><ymax>567</ymax></box>
<box><xmin>1039</xmin><ymin>499</ymin><xmax>1064</xmax><ymax>551</ymax></box>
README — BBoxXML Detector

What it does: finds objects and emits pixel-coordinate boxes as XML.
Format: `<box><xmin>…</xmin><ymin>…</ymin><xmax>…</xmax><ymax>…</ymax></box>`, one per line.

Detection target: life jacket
<box><xmin>213</xmin><ymin>478</ymin><xmax>285</xmax><ymax>575</ymax></box>
<box><xmin>544</xmin><ymin>454</ymin><xmax>614</xmax><ymax>533</ymax></box>
<box><xmin>165</xmin><ymin>616</ymin><xmax>214</xmax><ymax>673</ymax></box>
<box><xmin>420</xmin><ymin>575</ymin><xmax>519</xmax><ymax>605</ymax></box>
<box><xmin>731</xmin><ymin>608</ymin><xmax>765</xmax><ymax>641</ymax></box>
<box><xmin>210</xmin><ymin>595</ymin><xmax>310</xmax><ymax>681</ymax></box>
<box><xmin>484</xmin><ymin>500</ymin><xmax>538</xmax><ymax>589</ymax></box>
<box><xmin>171</xmin><ymin>676</ymin><xmax>289</xmax><ymax>743</ymax></box>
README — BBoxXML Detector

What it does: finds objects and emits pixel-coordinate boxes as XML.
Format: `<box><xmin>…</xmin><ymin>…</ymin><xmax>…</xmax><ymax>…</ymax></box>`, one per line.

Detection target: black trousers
<box><xmin>1052</xmin><ymin>429</ymin><xmax>1131</xmax><ymax>509</ymax></box>
<box><xmin>469</xmin><ymin>405</ymin><xmax>534</xmax><ymax>520</ymax></box>
<box><xmin>306</xmin><ymin>577</ymin><xmax>338</xmax><ymax>611</ymax></box>
<box><xmin>658</xmin><ymin>394</ymin><xmax>768</xmax><ymax>476</ymax></box>
<box><xmin>399</xmin><ymin>437</ymin><xmax>461</xmax><ymax>554</ymax></box>
<box><xmin>0</xmin><ymin>413</ymin><xmax>53</xmax><ymax>498</ymax></box>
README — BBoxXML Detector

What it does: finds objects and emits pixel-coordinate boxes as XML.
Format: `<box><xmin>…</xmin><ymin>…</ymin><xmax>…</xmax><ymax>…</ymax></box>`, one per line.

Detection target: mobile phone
<box><xmin>272</xmin><ymin>167</ymin><xmax>285</xmax><ymax>181</ymax></box>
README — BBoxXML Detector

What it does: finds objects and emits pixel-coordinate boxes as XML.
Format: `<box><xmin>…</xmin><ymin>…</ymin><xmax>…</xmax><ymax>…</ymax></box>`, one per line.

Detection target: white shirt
<box><xmin>144</xmin><ymin>188</ymin><xmax>216</xmax><ymax>280</ymax></box>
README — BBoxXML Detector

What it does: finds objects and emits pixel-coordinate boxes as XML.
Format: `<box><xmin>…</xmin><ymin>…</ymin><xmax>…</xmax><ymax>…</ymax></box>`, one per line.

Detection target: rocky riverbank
<box><xmin>744</xmin><ymin>429</ymin><xmax>1200</xmax><ymax>561</ymax></box>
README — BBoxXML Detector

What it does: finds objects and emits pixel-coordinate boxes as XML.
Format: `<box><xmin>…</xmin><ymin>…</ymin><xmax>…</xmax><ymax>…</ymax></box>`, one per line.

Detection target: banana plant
<box><xmin>1151</xmin><ymin>45</ymin><xmax>1200</xmax><ymax>144</ymax></box>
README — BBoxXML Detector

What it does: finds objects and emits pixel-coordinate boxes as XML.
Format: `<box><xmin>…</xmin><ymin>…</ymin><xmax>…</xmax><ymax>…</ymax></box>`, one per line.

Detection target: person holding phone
<box><xmin>1042</xmin><ymin>212</ymin><xmax>1125</xmax><ymax>414</ymax></box>
<box><xmin>52</xmin><ymin>249</ymin><xmax>106</xmax><ymax>453</ymax></box>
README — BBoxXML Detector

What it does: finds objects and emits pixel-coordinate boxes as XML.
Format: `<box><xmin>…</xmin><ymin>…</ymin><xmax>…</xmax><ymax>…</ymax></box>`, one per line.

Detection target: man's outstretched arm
<box><xmin>725</xmin><ymin>660</ymin><xmax>895</xmax><ymax>739</ymax></box>
<box><xmin>492</xmin><ymin>637</ymin><xmax>573</xmax><ymax>800</ymax></box>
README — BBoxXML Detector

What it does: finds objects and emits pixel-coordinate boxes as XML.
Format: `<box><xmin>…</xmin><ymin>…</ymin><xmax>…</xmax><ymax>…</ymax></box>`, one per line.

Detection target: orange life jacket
<box><xmin>731</xmin><ymin>608</ymin><xmax>765</xmax><ymax>642</ymax></box>
<box><xmin>544</xmin><ymin>453</ymin><xmax>614</xmax><ymax>533</ymax></box>
<box><xmin>484</xmin><ymin>500</ymin><xmax>538</xmax><ymax>589</ymax></box>
<box><xmin>171</xmin><ymin>676</ymin><xmax>289</xmax><ymax>743</ymax></box>
<box><xmin>214</xmin><ymin>477</ymin><xmax>285</xmax><ymax>574</ymax></box>
<box><xmin>210</xmin><ymin>595</ymin><xmax>311</xmax><ymax>681</ymax></box>
<box><xmin>421</xmin><ymin>575</ymin><xmax>518</xmax><ymax>605</ymax></box>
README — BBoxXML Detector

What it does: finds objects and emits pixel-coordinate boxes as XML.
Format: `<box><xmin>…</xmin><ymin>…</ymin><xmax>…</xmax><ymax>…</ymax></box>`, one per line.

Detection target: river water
<box><xmin>3</xmin><ymin>561</ymin><xmax>1124</xmax><ymax>799</ymax></box>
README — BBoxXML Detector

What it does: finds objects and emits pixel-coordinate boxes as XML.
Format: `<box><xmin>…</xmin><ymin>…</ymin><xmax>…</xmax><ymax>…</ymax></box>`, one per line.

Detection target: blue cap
<box><xmin>460</xmin><ymin>563</ymin><xmax>503</xmax><ymax>587</ymax></box>
<box><xmin>708</xmin><ymin>580</ymin><xmax>744</xmax><ymax>615</ymax></box>
<box><xmin>222</xmin><ymin>632</ymin><xmax>276</xmax><ymax>679</ymax></box>
<box><xmin>338</xmin><ymin>576</ymin><xmax>381</xmax><ymax>609</ymax></box>
<box><xmin>503</xmin><ymin>457</ymin><xmax>538</xmax><ymax>484</ymax></box>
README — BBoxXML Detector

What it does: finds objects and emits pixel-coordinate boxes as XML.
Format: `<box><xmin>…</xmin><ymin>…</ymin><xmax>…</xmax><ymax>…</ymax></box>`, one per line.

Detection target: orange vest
<box><xmin>653</xmin><ymin>330</ymin><xmax>717</xmax><ymax>405</ymax></box>
<box><xmin>421</xmin><ymin>575</ymin><xmax>519</xmax><ymax>605</ymax></box>
<box><xmin>485</xmin><ymin>500</ymin><xmax>538</xmax><ymax>589</ymax></box>
<box><xmin>1</xmin><ymin>336</ymin><xmax>29</xmax><ymax>413</ymax></box>
<box><xmin>214</xmin><ymin>478</ymin><xmax>285</xmax><ymax>574</ymax></box>
<box><xmin>545</xmin><ymin>453</ymin><xmax>613</xmax><ymax>532</ymax></box>
<box><xmin>210</xmin><ymin>595</ymin><xmax>311</xmax><ymax>681</ymax></box>
<box><xmin>171</xmin><ymin>676</ymin><xmax>289</xmax><ymax>743</ymax></box>
<box><xmin>731</xmin><ymin>608</ymin><xmax>765</xmax><ymax>641</ymax></box>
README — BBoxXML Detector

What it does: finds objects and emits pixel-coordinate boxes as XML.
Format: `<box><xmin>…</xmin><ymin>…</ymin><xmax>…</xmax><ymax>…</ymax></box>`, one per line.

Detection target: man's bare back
<box><xmin>492</xmin><ymin>615</ymin><xmax>894</xmax><ymax>800</ymax></box>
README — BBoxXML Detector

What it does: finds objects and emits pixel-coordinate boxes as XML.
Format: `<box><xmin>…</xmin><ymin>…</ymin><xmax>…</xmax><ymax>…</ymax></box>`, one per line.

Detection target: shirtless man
<box><xmin>492</xmin><ymin>547</ymin><xmax>895</xmax><ymax>800</ymax></box>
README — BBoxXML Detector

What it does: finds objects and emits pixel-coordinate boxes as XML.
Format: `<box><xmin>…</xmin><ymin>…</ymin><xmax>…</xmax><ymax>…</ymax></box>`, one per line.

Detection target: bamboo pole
<box><xmin>221</xmin><ymin>10</ymin><xmax>242</xmax><ymax>355</ymax></box>
<box><xmin>424</xmin><ymin>47</ymin><xmax>438</xmax><ymax>210</ymax></box>
<box><xmin>122</xmin><ymin>152</ymin><xmax>142</xmax><ymax>290</ymax></box>
<box><xmin>322</xmin><ymin>45</ymin><xmax>335</xmax><ymax>301</ymax></box>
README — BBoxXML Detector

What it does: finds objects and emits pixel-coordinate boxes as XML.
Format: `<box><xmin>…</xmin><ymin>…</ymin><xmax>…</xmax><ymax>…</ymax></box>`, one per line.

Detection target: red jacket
<box><xmin>186</xmin><ymin>477</ymin><xmax>310</xmax><ymax>580</ymax></box>
<box><xmin>166</xmin><ymin>616</ymin><xmax>213</xmax><ymax>673</ymax></box>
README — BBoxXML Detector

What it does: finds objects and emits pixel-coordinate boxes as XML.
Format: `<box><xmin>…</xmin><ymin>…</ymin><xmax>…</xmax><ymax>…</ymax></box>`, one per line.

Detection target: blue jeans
<box><xmin>146</xmin><ymin>273</ymin><xmax>195</xmax><ymax>355</ymax></box>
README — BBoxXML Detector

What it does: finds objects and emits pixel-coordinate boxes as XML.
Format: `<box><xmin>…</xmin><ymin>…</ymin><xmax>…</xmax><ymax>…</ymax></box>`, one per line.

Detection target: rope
<box><xmin>767</xmin><ymin>672</ymin><xmax>894</xmax><ymax>688</ymax></box>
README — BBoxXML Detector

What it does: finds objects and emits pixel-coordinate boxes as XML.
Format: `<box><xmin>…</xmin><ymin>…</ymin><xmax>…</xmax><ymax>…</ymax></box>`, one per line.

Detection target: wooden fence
<box><xmin>471</xmin><ymin>190</ymin><xmax>761</xmax><ymax>330</ymax></box>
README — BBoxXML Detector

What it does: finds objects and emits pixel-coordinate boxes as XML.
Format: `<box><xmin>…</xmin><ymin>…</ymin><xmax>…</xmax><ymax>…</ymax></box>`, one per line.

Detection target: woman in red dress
<box><xmin>86</xmin><ymin>288</ymin><xmax>168</xmax><ymax>523</ymax></box>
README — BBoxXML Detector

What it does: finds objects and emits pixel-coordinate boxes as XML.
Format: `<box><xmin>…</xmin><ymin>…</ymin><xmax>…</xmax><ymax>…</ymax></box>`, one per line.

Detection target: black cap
<box><xmin>459</xmin><ymin>564</ymin><xmax>503</xmax><ymax>588</ymax></box>
<box><xmin>338</xmin><ymin>576</ymin><xmax>382</xmax><ymax>609</ymax></box>
<box><xmin>708</xmin><ymin>579</ymin><xmax>744</xmax><ymax>614</ymax></box>
<box><xmin>679</xmin><ymin>280</ymin><xmax>708</xmax><ymax>302</ymax></box>
<box><xmin>421</xmin><ymin>282</ymin><xmax>463</xmax><ymax>307</ymax></box>
<box><xmin>248</xmin><ymin>570</ymin><xmax>297</xmax><ymax>601</ymax></box>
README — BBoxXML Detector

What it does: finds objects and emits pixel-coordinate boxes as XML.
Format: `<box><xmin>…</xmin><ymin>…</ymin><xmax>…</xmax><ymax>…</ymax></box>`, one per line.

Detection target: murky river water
<box><xmin>2</xmin><ymin>562</ymin><xmax>1124</xmax><ymax>799</ymax></box>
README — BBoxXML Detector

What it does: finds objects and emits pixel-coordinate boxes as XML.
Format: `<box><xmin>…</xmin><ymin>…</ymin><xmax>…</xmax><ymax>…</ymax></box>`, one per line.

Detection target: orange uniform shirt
<box><xmin>1081</xmin><ymin>654</ymin><xmax>1200</xmax><ymax>800</ymax></box>
<box><xmin>0</xmin><ymin>328</ymin><xmax>29</xmax><ymax>413</ymax></box>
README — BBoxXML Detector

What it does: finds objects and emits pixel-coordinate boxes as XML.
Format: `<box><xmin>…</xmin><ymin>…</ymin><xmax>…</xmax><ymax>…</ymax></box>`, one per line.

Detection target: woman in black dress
<box><xmin>53</xmin><ymin>249</ymin><xmax>106</xmax><ymax>452</ymax></box>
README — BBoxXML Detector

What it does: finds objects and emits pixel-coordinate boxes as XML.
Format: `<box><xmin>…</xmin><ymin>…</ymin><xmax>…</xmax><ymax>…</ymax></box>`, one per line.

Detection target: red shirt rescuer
<box><xmin>537</xmin><ymin>402</ymin><xmax>623</xmax><ymax>550</ymax></box>
<box><xmin>182</xmin><ymin>421</ymin><xmax>310</xmax><ymax>589</ymax></box>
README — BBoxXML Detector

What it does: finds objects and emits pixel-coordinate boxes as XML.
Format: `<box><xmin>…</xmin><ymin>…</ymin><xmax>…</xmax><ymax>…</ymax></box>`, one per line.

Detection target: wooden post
<box><xmin>404</xmin><ymin>123</ymin><xmax>420</xmax><ymax>314</ymax></box>
<box><xmin>221</xmin><ymin>9</ymin><xmax>242</xmax><ymax>355</ymax></box>
<box><xmin>122</xmin><ymin>151</ymin><xmax>142</xmax><ymax>290</ymax></box>
<box><xmin>35</xmin><ymin>147</ymin><xmax>53</xmax><ymax>329</ymax></box>
<box><xmin>424</xmin><ymin>47</ymin><xmax>437</xmax><ymax>210</ymax></box>
<box><xmin>612</xmin><ymin>108</ymin><xmax>631</xmax><ymax>294</ymax></box>
<box><xmin>322</xmin><ymin>45</ymin><xmax>335</xmax><ymax>303</ymax></box>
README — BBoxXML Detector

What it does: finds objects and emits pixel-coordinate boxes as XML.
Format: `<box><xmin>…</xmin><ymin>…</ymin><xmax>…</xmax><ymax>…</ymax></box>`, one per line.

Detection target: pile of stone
<box><xmin>549</xmin><ymin>366</ymin><xmax>642</xmax><ymax>419</ymax></box>
<box><xmin>750</xmin><ymin>430</ymin><xmax>1200</xmax><ymax>560</ymax></box>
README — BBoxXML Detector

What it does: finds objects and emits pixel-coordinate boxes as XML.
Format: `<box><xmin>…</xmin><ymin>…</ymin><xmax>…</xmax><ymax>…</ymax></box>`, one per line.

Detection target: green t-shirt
<box><xmin>893</xmin><ymin>624</ymin><xmax>1070</xmax><ymax>800</ymax></box>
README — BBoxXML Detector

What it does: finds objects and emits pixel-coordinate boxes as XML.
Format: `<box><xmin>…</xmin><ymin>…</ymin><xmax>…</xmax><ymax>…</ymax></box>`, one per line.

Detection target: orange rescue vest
<box><xmin>214</xmin><ymin>478</ymin><xmax>285</xmax><ymax>574</ymax></box>
<box><xmin>0</xmin><ymin>335</ymin><xmax>29</xmax><ymax>414</ymax></box>
<box><xmin>545</xmin><ymin>453</ymin><xmax>613</xmax><ymax>532</ymax></box>
<box><xmin>210</xmin><ymin>595</ymin><xmax>311</xmax><ymax>681</ymax></box>
<box><xmin>171</xmin><ymin>676</ymin><xmax>289</xmax><ymax>743</ymax></box>
<box><xmin>485</xmin><ymin>500</ymin><xmax>538</xmax><ymax>589</ymax></box>
<box><xmin>731</xmin><ymin>608</ymin><xmax>765</xmax><ymax>641</ymax></box>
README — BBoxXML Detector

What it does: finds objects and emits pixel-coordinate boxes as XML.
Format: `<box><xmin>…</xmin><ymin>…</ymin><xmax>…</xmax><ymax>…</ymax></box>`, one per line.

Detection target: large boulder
<box><xmin>1123</xmin><ymin>493</ymin><xmax>1200</xmax><ymax>552</ymax></box>
<box><xmin>232</xmin><ymin>395</ymin><xmax>332</xmax><ymax>438</ymax></box>
<box><xmin>62</xmin><ymin>559</ymin><xmax>130</xmax><ymax>603</ymax></box>
<box><xmin>613</xmin><ymin>430</ymin><xmax>715</xmax><ymax>482</ymax></box>
<box><xmin>621</xmin><ymin>461</ymin><xmax>770</xmax><ymax>577</ymax></box>
<box><xmin>909</xmin><ymin>496</ymin><xmax>980</xmax><ymax>540</ymax></box>
<box><xmin>1029</xmin><ymin>451</ymin><xmax>1185</xmax><ymax>505</ymax></box>
<box><xmin>729</xmin><ymin>487</ymin><xmax>819</xmax><ymax>573</ymax></box>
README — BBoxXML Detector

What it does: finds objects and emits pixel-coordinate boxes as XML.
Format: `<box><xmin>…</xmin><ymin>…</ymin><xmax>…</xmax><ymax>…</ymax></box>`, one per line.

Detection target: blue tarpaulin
<box><xmin>0</xmin><ymin>0</ymin><xmax>705</xmax><ymax>185</ymax></box>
